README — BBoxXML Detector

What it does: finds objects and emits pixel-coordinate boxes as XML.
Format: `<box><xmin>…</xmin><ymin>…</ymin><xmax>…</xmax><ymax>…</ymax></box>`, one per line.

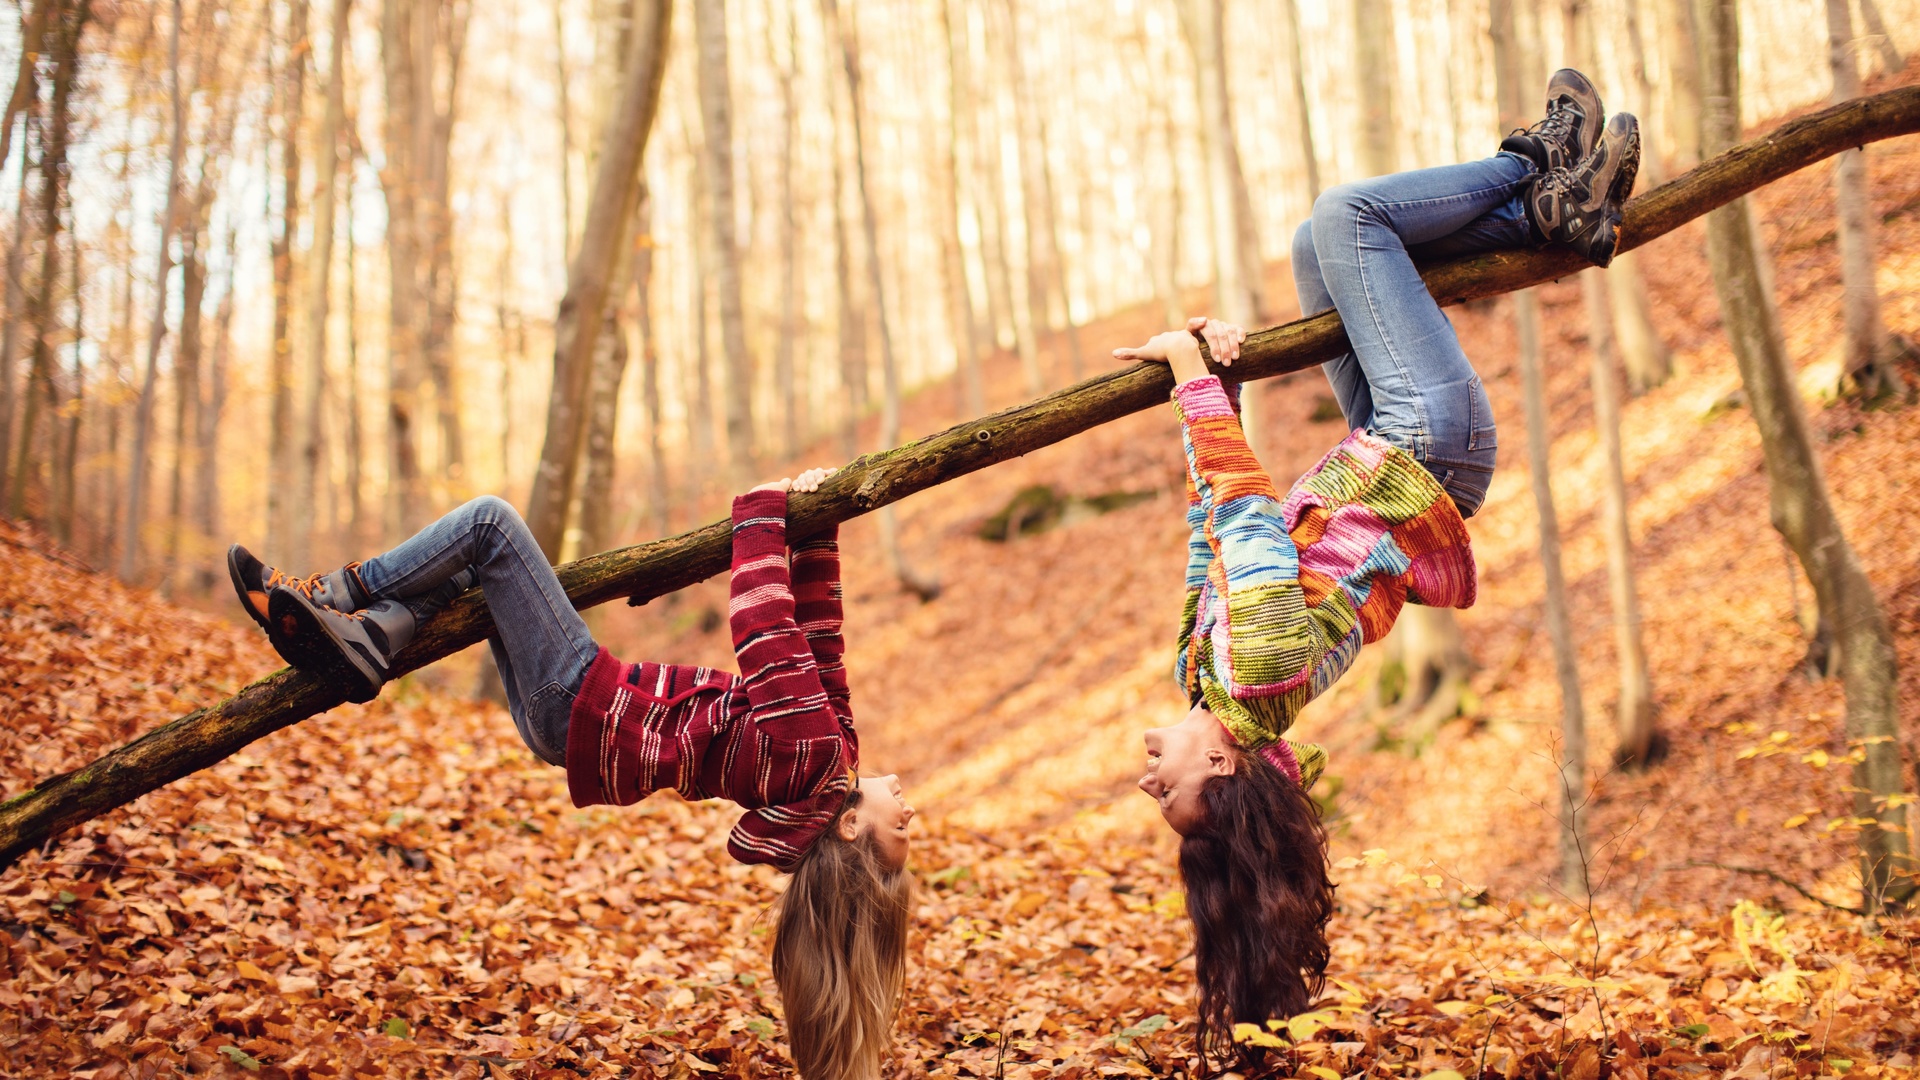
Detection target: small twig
<box><xmin>1680</xmin><ymin>860</ymin><xmax>1866</xmax><ymax>916</ymax></box>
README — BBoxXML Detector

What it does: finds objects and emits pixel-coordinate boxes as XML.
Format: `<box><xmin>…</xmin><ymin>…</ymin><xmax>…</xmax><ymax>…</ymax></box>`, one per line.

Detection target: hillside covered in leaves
<box><xmin>5</xmin><ymin>95</ymin><xmax>1920</xmax><ymax>1080</ymax></box>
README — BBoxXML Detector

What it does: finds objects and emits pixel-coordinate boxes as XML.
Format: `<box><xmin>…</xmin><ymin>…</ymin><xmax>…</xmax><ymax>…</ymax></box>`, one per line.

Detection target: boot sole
<box><xmin>227</xmin><ymin>545</ymin><xmax>271</xmax><ymax>631</ymax></box>
<box><xmin>267</xmin><ymin>587</ymin><xmax>385</xmax><ymax>704</ymax></box>
<box><xmin>1590</xmin><ymin>121</ymin><xmax>1642</xmax><ymax>268</ymax></box>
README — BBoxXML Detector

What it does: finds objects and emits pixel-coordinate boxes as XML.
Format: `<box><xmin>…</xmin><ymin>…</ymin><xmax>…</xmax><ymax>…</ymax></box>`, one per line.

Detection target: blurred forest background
<box><xmin>4</xmin><ymin>0</ymin><xmax>1920</xmax><ymax>1074</ymax></box>
<box><xmin>0</xmin><ymin>0</ymin><xmax>1910</xmax><ymax>578</ymax></box>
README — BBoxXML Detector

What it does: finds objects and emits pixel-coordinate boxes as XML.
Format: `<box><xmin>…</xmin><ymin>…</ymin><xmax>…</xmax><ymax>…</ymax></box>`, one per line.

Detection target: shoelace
<box><xmin>264</xmin><ymin>568</ymin><xmax>328</xmax><ymax>601</ymax></box>
<box><xmin>1507</xmin><ymin>99</ymin><xmax>1578</xmax><ymax>148</ymax></box>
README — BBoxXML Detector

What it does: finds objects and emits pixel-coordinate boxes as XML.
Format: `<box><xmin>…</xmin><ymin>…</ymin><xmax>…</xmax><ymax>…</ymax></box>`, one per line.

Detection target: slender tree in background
<box><xmin>821</xmin><ymin>2</ymin><xmax>866</xmax><ymax>457</ymax></box>
<box><xmin>525</xmin><ymin>0</ymin><xmax>671</xmax><ymax>561</ymax></box>
<box><xmin>1562</xmin><ymin>0</ymin><xmax>1659</xmax><ymax>766</ymax></box>
<box><xmin>1660</xmin><ymin>0</ymin><xmax>1702</xmax><ymax>168</ymax></box>
<box><xmin>0</xmin><ymin>156</ymin><xmax>30</xmax><ymax>515</ymax></box>
<box><xmin>162</xmin><ymin>211</ymin><xmax>207</xmax><ymax>592</ymax></box>
<box><xmin>1854</xmin><ymin>0</ymin><xmax>1902</xmax><ymax>77</ymax></box>
<box><xmin>266</xmin><ymin>0</ymin><xmax>309</xmax><ymax>560</ymax></box>
<box><xmin>831</xmin><ymin>0</ymin><xmax>937</xmax><ymax>600</ymax></box>
<box><xmin>1696</xmin><ymin>0</ymin><xmax>1911</xmax><ymax>910</ymax></box>
<box><xmin>941</xmin><ymin>0</ymin><xmax>983</xmax><ymax>418</ymax></box>
<box><xmin>975</xmin><ymin>0</ymin><xmax>1040</xmax><ymax>396</ymax></box>
<box><xmin>1002</xmin><ymin>0</ymin><xmax>1080</xmax><ymax>381</ymax></box>
<box><xmin>1826</xmin><ymin>0</ymin><xmax>1906</xmax><ymax>402</ymax></box>
<box><xmin>120</xmin><ymin>0</ymin><xmax>185</xmax><ymax>581</ymax></box>
<box><xmin>1281</xmin><ymin>0</ymin><xmax>1320</xmax><ymax>202</ymax></box>
<box><xmin>1355</xmin><ymin>0</ymin><xmax>1397</xmax><ymax>178</ymax></box>
<box><xmin>771</xmin><ymin>0</ymin><xmax>805</xmax><ymax>455</ymax></box>
<box><xmin>293</xmin><ymin>0</ymin><xmax>352</xmax><ymax>571</ymax></box>
<box><xmin>633</xmin><ymin>187</ymin><xmax>669</xmax><ymax>540</ymax></box>
<box><xmin>12</xmin><ymin>0</ymin><xmax>85</xmax><ymax>522</ymax></box>
<box><xmin>194</xmin><ymin>227</ymin><xmax>238</xmax><ymax>594</ymax></box>
<box><xmin>0</xmin><ymin>1</ymin><xmax>52</xmax><ymax>178</ymax></box>
<box><xmin>693</xmin><ymin>0</ymin><xmax>755</xmax><ymax>487</ymax></box>
<box><xmin>1177</xmin><ymin>0</ymin><xmax>1258</xmax><ymax>330</ymax></box>
<box><xmin>1493</xmin><ymin>0</ymin><xmax>1587</xmax><ymax>896</ymax></box>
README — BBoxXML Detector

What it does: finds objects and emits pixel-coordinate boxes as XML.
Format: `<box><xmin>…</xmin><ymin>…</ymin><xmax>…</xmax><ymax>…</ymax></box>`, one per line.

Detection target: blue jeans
<box><xmin>1290</xmin><ymin>152</ymin><xmax>1536</xmax><ymax>517</ymax></box>
<box><xmin>356</xmin><ymin>495</ymin><xmax>597</xmax><ymax>766</ymax></box>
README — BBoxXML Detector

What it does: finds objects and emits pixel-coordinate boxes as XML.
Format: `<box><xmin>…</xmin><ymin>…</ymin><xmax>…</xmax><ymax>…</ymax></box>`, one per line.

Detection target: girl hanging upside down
<box><xmin>226</xmin><ymin>468</ymin><xmax>911</xmax><ymax>1080</ymax></box>
<box><xmin>1112</xmin><ymin>70</ymin><xmax>1639</xmax><ymax>1067</ymax></box>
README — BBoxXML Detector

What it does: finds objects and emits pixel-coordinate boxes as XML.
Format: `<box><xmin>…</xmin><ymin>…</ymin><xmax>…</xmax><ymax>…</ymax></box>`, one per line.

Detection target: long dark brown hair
<box><xmin>771</xmin><ymin>791</ymin><xmax>914</xmax><ymax>1080</ymax></box>
<box><xmin>1178</xmin><ymin>746</ymin><xmax>1336</xmax><ymax>1068</ymax></box>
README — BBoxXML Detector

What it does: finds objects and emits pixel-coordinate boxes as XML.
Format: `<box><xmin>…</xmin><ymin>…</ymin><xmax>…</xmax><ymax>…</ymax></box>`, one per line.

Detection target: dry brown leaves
<box><xmin>8</xmin><ymin>78</ymin><xmax>1920</xmax><ymax>1080</ymax></box>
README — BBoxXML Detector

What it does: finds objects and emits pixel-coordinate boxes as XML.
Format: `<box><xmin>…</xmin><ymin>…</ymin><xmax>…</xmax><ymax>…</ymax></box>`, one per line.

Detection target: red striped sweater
<box><xmin>564</xmin><ymin>489</ymin><xmax>857</xmax><ymax>868</ymax></box>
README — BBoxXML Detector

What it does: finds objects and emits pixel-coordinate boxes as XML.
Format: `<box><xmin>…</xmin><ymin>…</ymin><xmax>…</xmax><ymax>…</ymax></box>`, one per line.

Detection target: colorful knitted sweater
<box><xmin>564</xmin><ymin>490</ymin><xmax>856</xmax><ymax>868</ymax></box>
<box><xmin>1173</xmin><ymin>377</ymin><xmax>1477</xmax><ymax>787</ymax></box>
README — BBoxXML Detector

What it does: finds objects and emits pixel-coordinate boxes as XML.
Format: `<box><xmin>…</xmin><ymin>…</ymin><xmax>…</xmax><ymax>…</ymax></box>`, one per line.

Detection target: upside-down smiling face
<box><xmin>839</xmin><ymin>774</ymin><xmax>914</xmax><ymax>870</ymax></box>
<box><xmin>1139</xmin><ymin>703</ymin><xmax>1238</xmax><ymax>836</ymax></box>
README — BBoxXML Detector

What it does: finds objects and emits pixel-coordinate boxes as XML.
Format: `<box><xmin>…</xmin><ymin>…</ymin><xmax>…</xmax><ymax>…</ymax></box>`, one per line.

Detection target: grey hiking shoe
<box><xmin>1501</xmin><ymin>68</ymin><xmax>1604</xmax><ymax>173</ymax></box>
<box><xmin>263</xmin><ymin>565</ymin><xmax>477</xmax><ymax>701</ymax></box>
<box><xmin>1524</xmin><ymin>112</ymin><xmax>1641</xmax><ymax>268</ymax></box>
<box><xmin>227</xmin><ymin>543</ymin><xmax>369</xmax><ymax>630</ymax></box>
<box><xmin>267</xmin><ymin>587</ymin><xmax>418</xmax><ymax>703</ymax></box>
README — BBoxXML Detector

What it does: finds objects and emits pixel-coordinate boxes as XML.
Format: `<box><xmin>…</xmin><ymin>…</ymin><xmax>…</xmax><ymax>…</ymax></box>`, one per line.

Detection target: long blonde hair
<box><xmin>771</xmin><ymin>793</ymin><xmax>914</xmax><ymax>1080</ymax></box>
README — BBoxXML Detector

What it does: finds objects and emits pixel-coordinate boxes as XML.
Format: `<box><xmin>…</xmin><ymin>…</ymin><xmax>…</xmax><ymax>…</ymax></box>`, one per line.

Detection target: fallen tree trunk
<box><xmin>4</xmin><ymin>85</ymin><xmax>1918</xmax><ymax>874</ymax></box>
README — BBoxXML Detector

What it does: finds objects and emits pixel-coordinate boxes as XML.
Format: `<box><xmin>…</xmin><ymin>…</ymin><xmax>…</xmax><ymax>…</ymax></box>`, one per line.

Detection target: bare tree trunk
<box><xmin>1378</xmin><ymin>606</ymin><xmax>1474</xmax><ymax>741</ymax></box>
<box><xmin>163</xmin><ymin>221</ymin><xmax>205</xmax><ymax>592</ymax></box>
<box><xmin>1496</xmin><ymin>0</ymin><xmax>1587</xmax><ymax>896</ymax></box>
<box><xmin>688</xmin><ymin>159</ymin><xmax>717</xmax><ymax>498</ymax></box>
<box><xmin>1854</xmin><ymin>0</ymin><xmax>1902</xmax><ymax>77</ymax></box>
<box><xmin>832</xmin><ymin>0</ymin><xmax>937</xmax><ymax>600</ymax></box>
<box><xmin>1583</xmin><ymin>271</ymin><xmax>1660</xmax><ymax>767</ymax></box>
<box><xmin>693</xmin><ymin>0</ymin><xmax>756</xmax><ymax>488</ymax></box>
<box><xmin>0</xmin><ymin>136</ymin><xmax>33</xmax><ymax>514</ymax></box>
<box><xmin>122</xmin><ymin>0</ymin><xmax>184</xmax><ymax>580</ymax></box>
<box><xmin>1661</xmin><ymin>0</ymin><xmax>1702</xmax><ymax>168</ymax></box>
<box><xmin>55</xmin><ymin>224</ymin><xmax>78</xmax><ymax>546</ymax></box>
<box><xmin>1355</xmin><ymin>0</ymin><xmax>1397</xmax><ymax>177</ymax></box>
<box><xmin>552</xmin><ymin>0</ymin><xmax>575</xmax><ymax>255</ymax></box>
<box><xmin>975</xmin><ymin>0</ymin><xmax>1040</xmax><ymax>395</ymax></box>
<box><xmin>1178</xmin><ymin>0</ymin><xmax>1258</xmax><ymax>328</ymax></box>
<box><xmin>293</xmin><ymin>0</ymin><xmax>351</xmax><ymax>570</ymax></box>
<box><xmin>1519</xmin><ymin>292</ymin><xmax>1590</xmax><ymax>897</ymax></box>
<box><xmin>942</xmin><ymin>0</ymin><xmax>983</xmax><ymax>418</ymax></box>
<box><xmin>578</xmin><ymin>190</ymin><xmax>646</xmax><ymax>561</ymax></box>
<box><xmin>194</xmin><ymin>227</ymin><xmax>237</xmax><ymax>594</ymax></box>
<box><xmin>1001</xmin><ymin>0</ymin><xmax>1079</xmax><ymax>380</ymax></box>
<box><xmin>524</xmin><ymin>0</ymin><xmax>671</xmax><ymax>560</ymax></box>
<box><xmin>266</xmin><ymin>0</ymin><xmax>309</xmax><ymax>559</ymax></box>
<box><xmin>421</xmin><ymin>2</ymin><xmax>468</xmax><ymax>488</ymax></box>
<box><xmin>341</xmin><ymin>154</ymin><xmax>363</xmax><ymax>543</ymax></box>
<box><xmin>965</xmin><ymin>1</ymin><xmax>1014</xmax><ymax>359</ymax></box>
<box><xmin>379</xmin><ymin>0</ymin><xmax>424</xmax><ymax>537</ymax></box>
<box><xmin>823</xmin><ymin>10</ymin><xmax>865</xmax><ymax>458</ymax></box>
<box><xmin>634</xmin><ymin>185</ymin><xmax>669</xmax><ymax>538</ymax></box>
<box><xmin>1826</xmin><ymin>0</ymin><xmax>1899</xmax><ymax>403</ymax></box>
<box><xmin>1610</xmin><ymin>250</ymin><xmax>1671</xmax><ymax>391</ymax></box>
<box><xmin>1698</xmin><ymin>0</ymin><xmax>1911</xmax><ymax>909</ymax></box>
<box><xmin>1281</xmin><ymin>0</ymin><xmax>1320</xmax><ymax>201</ymax></box>
<box><xmin>772</xmin><ymin>1</ymin><xmax>803</xmax><ymax>456</ymax></box>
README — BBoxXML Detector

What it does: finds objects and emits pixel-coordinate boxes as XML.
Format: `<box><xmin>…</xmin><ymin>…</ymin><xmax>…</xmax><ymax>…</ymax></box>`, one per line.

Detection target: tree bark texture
<box><xmin>6</xmin><ymin>86</ymin><xmax>1920</xmax><ymax>872</ymax></box>
<box><xmin>1697</xmin><ymin>0</ymin><xmax>1911</xmax><ymax>909</ymax></box>
<box><xmin>693</xmin><ymin>0</ymin><xmax>755</xmax><ymax>488</ymax></box>
<box><xmin>524</xmin><ymin>0</ymin><xmax>671</xmax><ymax>561</ymax></box>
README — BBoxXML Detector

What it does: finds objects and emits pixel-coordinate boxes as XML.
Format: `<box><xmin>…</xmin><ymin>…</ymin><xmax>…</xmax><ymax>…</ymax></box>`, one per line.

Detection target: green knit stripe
<box><xmin>1362</xmin><ymin>448</ymin><xmax>1446</xmax><ymax>525</ymax></box>
<box><xmin>1223</xmin><ymin>582</ymin><xmax>1313</xmax><ymax>687</ymax></box>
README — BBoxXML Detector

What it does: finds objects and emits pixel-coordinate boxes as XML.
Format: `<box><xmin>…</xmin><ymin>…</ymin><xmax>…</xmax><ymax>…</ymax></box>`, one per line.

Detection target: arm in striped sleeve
<box><xmin>790</xmin><ymin>527</ymin><xmax>853</xmax><ymax>738</ymax></box>
<box><xmin>728</xmin><ymin>491</ymin><xmax>843</xmax><ymax>744</ymax></box>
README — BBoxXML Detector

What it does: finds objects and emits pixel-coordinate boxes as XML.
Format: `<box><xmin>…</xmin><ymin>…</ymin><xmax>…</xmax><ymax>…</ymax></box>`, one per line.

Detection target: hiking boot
<box><xmin>227</xmin><ymin>544</ymin><xmax>369</xmax><ymax>630</ymax></box>
<box><xmin>1524</xmin><ymin>112</ymin><xmax>1641</xmax><ymax>268</ymax></box>
<box><xmin>266</xmin><ymin>587</ymin><xmax>418</xmax><ymax>703</ymax></box>
<box><xmin>1500</xmin><ymin>68</ymin><xmax>1603</xmax><ymax>173</ymax></box>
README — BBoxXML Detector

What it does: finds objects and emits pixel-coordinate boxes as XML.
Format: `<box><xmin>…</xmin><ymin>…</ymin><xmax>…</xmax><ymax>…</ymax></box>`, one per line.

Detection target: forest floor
<box><xmin>5</xmin><ymin>80</ymin><xmax>1920</xmax><ymax>1079</ymax></box>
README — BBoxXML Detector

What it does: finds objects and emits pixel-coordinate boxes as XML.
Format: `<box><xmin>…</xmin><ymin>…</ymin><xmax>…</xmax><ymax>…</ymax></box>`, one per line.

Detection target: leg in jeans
<box><xmin>1289</xmin><ymin>152</ymin><xmax>1535</xmax><ymax>517</ymax></box>
<box><xmin>354</xmin><ymin>495</ymin><xmax>597</xmax><ymax>765</ymax></box>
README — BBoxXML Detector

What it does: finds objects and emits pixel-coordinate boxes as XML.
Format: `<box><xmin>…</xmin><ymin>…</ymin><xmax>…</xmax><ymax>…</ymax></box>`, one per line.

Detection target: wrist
<box><xmin>1167</xmin><ymin>337</ymin><xmax>1209</xmax><ymax>385</ymax></box>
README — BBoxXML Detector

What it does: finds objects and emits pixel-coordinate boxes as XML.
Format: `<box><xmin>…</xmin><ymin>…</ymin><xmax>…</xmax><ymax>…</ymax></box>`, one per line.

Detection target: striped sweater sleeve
<box><xmin>727</xmin><ymin>491</ymin><xmax>844</xmax><ymax>748</ymax></box>
<box><xmin>1173</xmin><ymin>376</ymin><xmax>1315</xmax><ymax>746</ymax></box>
<box><xmin>790</xmin><ymin>527</ymin><xmax>855</xmax><ymax>747</ymax></box>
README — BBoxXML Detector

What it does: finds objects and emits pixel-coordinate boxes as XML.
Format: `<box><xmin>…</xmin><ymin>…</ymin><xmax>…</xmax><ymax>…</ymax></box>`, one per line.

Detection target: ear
<box><xmin>835</xmin><ymin>805</ymin><xmax>864</xmax><ymax>842</ymax></box>
<box><xmin>1204</xmin><ymin>746</ymin><xmax>1237</xmax><ymax>777</ymax></box>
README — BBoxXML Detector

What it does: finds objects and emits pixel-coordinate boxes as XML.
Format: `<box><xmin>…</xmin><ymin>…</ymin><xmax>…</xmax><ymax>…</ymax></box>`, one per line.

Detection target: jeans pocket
<box><xmin>525</xmin><ymin>682</ymin><xmax>578</xmax><ymax>765</ymax></box>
